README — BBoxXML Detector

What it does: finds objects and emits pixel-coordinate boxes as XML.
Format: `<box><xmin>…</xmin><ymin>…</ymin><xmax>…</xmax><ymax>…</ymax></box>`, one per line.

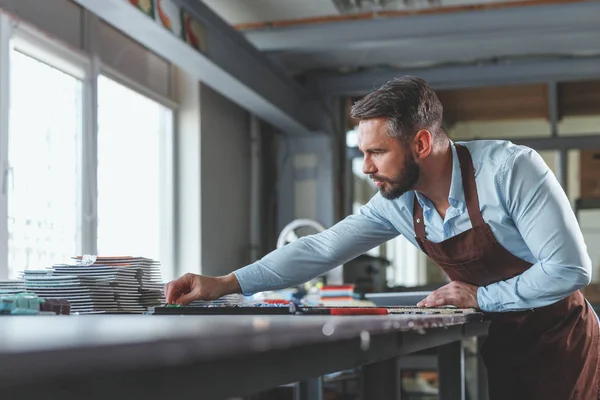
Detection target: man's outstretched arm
<box><xmin>165</xmin><ymin>194</ymin><xmax>399</xmax><ymax>304</ymax></box>
<box><xmin>234</xmin><ymin>197</ymin><xmax>400</xmax><ymax>295</ymax></box>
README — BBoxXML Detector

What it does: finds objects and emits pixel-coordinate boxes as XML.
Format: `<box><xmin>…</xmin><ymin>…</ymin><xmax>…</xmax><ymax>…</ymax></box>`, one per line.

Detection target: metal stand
<box><xmin>296</xmin><ymin>377</ymin><xmax>323</xmax><ymax>400</ymax></box>
<box><xmin>477</xmin><ymin>336</ymin><xmax>489</xmax><ymax>400</ymax></box>
<box><xmin>362</xmin><ymin>357</ymin><xmax>400</xmax><ymax>400</ymax></box>
<box><xmin>438</xmin><ymin>341</ymin><xmax>465</xmax><ymax>400</ymax></box>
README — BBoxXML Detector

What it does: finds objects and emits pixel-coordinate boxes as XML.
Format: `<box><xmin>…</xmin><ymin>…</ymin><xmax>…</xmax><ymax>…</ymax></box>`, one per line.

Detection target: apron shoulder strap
<box><xmin>455</xmin><ymin>143</ymin><xmax>485</xmax><ymax>228</ymax></box>
<box><xmin>413</xmin><ymin>193</ymin><xmax>426</xmax><ymax>238</ymax></box>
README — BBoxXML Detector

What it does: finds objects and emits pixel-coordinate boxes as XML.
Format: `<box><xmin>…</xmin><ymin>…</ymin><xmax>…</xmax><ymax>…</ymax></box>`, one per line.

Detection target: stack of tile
<box><xmin>23</xmin><ymin>271</ymin><xmax>126</xmax><ymax>314</ymax></box>
<box><xmin>21</xmin><ymin>256</ymin><xmax>164</xmax><ymax>314</ymax></box>
<box><xmin>319</xmin><ymin>284</ymin><xmax>355</xmax><ymax>306</ymax></box>
<box><xmin>1</xmin><ymin>279</ymin><xmax>71</xmax><ymax>315</ymax></box>
<box><xmin>0</xmin><ymin>280</ymin><xmax>26</xmax><ymax>295</ymax></box>
<box><xmin>0</xmin><ymin>292</ymin><xmax>45</xmax><ymax>315</ymax></box>
<box><xmin>72</xmin><ymin>256</ymin><xmax>165</xmax><ymax>309</ymax></box>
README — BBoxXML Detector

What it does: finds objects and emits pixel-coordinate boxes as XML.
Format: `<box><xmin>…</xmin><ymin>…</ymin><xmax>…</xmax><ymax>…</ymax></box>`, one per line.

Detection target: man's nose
<box><xmin>363</xmin><ymin>157</ymin><xmax>376</xmax><ymax>175</ymax></box>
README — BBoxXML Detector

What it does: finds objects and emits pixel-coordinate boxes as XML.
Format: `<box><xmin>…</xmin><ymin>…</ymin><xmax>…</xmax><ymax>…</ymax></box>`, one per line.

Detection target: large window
<box><xmin>97</xmin><ymin>76</ymin><xmax>173</xmax><ymax>267</ymax></box>
<box><xmin>0</xmin><ymin>17</ymin><xmax>175</xmax><ymax>280</ymax></box>
<box><xmin>6</xmin><ymin>50</ymin><xmax>81</xmax><ymax>277</ymax></box>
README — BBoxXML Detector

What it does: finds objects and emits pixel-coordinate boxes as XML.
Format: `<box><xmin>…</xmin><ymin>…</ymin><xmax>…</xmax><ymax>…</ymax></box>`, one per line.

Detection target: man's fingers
<box><xmin>434</xmin><ymin>297</ymin><xmax>447</xmax><ymax>306</ymax></box>
<box><xmin>417</xmin><ymin>289</ymin><xmax>454</xmax><ymax>307</ymax></box>
<box><xmin>165</xmin><ymin>277</ymin><xmax>192</xmax><ymax>304</ymax></box>
<box><xmin>164</xmin><ymin>282</ymin><xmax>179</xmax><ymax>303</ymax></box>
<box><xmin>416</xmin><ymin>281</ymin><xmax>478</xmax><ymax>308</ymax></box>
<box><xmin>165</xmin><ymin>281</ymin><xmax>179</xmax><ymax>303</ymax></box>
<box><xmin>163</xmin><ymin>282</ymin><xmax>170</xmax><ymax>300</ymax></box>
<box><xmin>176</xmin><ymin>290</ymin><xmax>199</xmax><ymax>306</ymax></box>
<box><xmin>418</xmin><ymin>292</ymin><xmax>438</xmax><ymax>307</ymax></box>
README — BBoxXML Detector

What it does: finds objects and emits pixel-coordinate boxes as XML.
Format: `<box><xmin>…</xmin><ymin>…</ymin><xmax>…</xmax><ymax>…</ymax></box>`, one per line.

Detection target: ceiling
<box><xmin>201</xmin><ymin>0</ymin><xmax>339</xmax><ymax>25</ymax></box>
<box><xmin>201</xmin><ymin>0</ymin><xmax>600</xmax><ymax>96</ymax></box>
<box><xmin>201</xmin><ymin>0</ymin><xmax>522</xmax><ymax>25</ymax></box>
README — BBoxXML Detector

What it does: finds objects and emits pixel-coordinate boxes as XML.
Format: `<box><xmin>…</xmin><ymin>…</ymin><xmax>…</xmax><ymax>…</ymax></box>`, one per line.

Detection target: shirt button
<box><xmin>416</xmin><ymin>218</ymin><xmax>421</xmax><ymax>223</ymax></box>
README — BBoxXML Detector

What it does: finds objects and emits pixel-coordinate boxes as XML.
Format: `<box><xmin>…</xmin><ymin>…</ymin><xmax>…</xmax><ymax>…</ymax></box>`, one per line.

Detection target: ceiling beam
<box><xmin>72</xmin><ymin>0</ymin><xmax>328</xmax><ymax>135</ymax></box>
<box><xmin>244</xmin><ymin>1</ymin><xmax>600</xmax><ymax>52</ymax></box>
<box><xmin>314</xmin><ymin>57</ymin><xmax>600</xmax><ymax>96</ymax></box>
<box><xmin>347</xmin><ymin>135</ymin><xmax>600</xmax><ymax>158</ymax></box>
<box><xmin>273</xmin><ymin>27</ymin><xmax>600</xmax><ymax>74</ymax></box>
<box><xmin>503</xmin><ymin>134</ymin><xmax>600</xmax><ymax>151</ymax></box>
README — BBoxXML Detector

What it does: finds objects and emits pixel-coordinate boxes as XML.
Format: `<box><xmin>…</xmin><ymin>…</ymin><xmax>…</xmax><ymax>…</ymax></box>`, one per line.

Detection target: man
<box><xmin>165</xmin><ymin>76</ymin><xmax>599</xmax><ymax>399</ymax></box>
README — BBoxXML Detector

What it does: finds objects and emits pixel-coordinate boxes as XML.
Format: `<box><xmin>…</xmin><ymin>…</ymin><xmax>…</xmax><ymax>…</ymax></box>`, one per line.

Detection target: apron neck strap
<box><xmin>455</xmin><ymin>143</ymin><xmax>485</xmax><ymax>229</ymax></box>
<box><xmin>413</xmin><ymin>194</ymin><xmax>426</xmax><ymax>237</ymax></box>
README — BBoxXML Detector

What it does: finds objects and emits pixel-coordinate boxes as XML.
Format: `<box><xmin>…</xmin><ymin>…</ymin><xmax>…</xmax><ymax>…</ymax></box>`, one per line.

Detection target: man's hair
<box><xmin>350</xmin><ymin>76</ymin><xmax>446</xmax><ymax>143</ymax></box>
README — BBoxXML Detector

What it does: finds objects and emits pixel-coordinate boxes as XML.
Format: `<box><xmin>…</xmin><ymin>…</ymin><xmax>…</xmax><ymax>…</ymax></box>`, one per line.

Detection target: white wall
<box><xmin>200</xmin><ymin>83</ymin><xmax>251</xmax><ymax>276</ymax></box>
<box><xmin>0</xmin><ymin>0</ymin><xmax>82</xmax><ymax>49</ymax></box>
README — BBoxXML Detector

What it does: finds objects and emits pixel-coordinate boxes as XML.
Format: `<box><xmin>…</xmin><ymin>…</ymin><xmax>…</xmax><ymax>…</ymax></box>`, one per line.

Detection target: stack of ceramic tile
<box><xmin>54</xmin><ymin>264</ymin><xmax>146</xmax><ymax>313</ymax></box>
<box><xmin>319</xmin><ymin>284</ymin><xmax>355</xmax><ymax>306</ymax></box>
<box><xmin>71</xmin><ymin>256</ymin><xmax>165</xmax><ymax>309</ymax></box>
<box><xmin>23</xmin><ymin>271</ymin><xmax>119</xmax><ymax>314</ymax></box>
<box><xmin>21</xmin><ymin>256</ymin><xmax>164</xmax><ymax>314</ymax></box>
<box><xmin>0</xmin><ymin>280</ymin><xmax>26</xmax><ymax>295</ymax></box>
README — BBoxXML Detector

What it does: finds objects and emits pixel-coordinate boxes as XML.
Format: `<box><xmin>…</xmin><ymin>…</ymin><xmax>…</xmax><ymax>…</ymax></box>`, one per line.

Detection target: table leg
<box><xmin>477</xmin><ymin>336</ymin><xmax>489</xmax><ymax>400</ymax></box>
<box><xmin>361</xmin><ymin>357</ymin><xmax>400</xmax><ymax>400</ymax></box>
<box><xmin>438</xmin><ymin>340</ymin><xmax>465</xmax><ymax>400</ymax></box>
<box><xmin>296</xmin><ymin>377</ymin><xmax>323</xmax><ymax>400</ymax></box>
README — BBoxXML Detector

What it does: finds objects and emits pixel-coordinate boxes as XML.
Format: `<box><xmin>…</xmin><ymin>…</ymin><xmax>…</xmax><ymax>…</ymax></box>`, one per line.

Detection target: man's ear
<box><xmin>413</xmin><ymin>129</ymin><xmax>433</xmax><ymax>160</ymax></box>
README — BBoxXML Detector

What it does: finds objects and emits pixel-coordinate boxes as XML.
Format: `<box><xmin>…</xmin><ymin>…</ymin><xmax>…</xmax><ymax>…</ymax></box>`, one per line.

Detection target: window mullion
<box><xmin>81</xmin><ymin>11</ymin><xmax>99</xmax><ymax>256</ymax></box>
<box><xmin>0</xmin><ymin>13</ymin><xmax>12</xmax><ymax>279</ymax></box>
<box><xmin>81</xmin><ymin>55</ymin><xmax>99</xmax><ymax>256</ymax></box>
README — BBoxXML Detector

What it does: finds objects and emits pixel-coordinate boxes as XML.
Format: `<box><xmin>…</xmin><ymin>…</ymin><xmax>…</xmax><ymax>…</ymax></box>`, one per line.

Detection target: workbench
<box><xmin>0</xmin><ymin>313</ymin><xmax>489</xmax><ymax>400</ymax></box>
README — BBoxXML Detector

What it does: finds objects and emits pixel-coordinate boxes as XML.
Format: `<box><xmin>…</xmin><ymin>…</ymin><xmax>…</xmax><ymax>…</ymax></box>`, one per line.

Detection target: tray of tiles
<box><xmin>386</xmin><ymin>306</ymin><xmax>478</xmax><ymax>314</ymax></box>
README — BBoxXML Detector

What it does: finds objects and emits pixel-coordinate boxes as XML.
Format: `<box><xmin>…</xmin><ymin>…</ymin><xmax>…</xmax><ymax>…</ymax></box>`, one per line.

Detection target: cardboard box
<box><xmin>580</xmin><ymin>150</ymin><xmax>600</xmax><ymax>199</ymax></box>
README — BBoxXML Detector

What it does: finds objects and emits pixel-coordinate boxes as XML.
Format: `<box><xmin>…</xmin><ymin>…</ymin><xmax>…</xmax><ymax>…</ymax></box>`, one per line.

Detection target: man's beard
<box><xmin>371</xmin><ymin>154</ymin><xmax>420</xmax><ymax>200</ymax></box>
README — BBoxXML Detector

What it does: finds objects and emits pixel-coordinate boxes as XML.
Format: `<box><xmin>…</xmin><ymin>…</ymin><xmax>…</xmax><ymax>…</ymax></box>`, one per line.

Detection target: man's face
<box><xmin>357</xmin><ymin>118</ymin><xmax>420</xmax><ymax>200</ymax></box>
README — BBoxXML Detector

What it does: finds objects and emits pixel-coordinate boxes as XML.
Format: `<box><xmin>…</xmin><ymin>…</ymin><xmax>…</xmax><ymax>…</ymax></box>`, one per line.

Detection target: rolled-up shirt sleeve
<box><xmin>477</xmin><ymin>149</ymin><xmax>592</xmax><ymax>312</ymax></box>
<box><xmin>234</xmin><ymin>193</ymin><xmax>400</xmax><ymax>295</ymax></box>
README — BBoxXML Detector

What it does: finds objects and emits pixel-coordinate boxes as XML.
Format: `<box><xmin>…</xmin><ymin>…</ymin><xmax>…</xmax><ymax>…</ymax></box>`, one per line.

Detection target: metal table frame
<box><xmin>0</xmin><ymin>315</ymin><xmax>490</xmax><ymax>400</ymax></box>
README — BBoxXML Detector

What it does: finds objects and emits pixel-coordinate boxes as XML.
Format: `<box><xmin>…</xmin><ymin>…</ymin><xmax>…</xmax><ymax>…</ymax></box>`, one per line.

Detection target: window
<box><xmin>6</xmin><ymin>50</ymin><xmax>82</xmax><ymax>277</ymax></box>
<box><xmin>0</xmin><ymin>16</ymin><xmax>176</xmax><ymax>281</ymax></box>
<box><xmin>97</xmin><ymin>76</ymin><xmax>174</xmax><ymax>277</ymax></box>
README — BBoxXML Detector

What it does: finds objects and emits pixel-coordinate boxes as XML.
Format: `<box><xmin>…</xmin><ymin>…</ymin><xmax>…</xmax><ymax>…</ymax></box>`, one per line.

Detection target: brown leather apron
<box><xmin>413</xmin><ymin>144</ymin><xmax>600</xmax><ymax>399</ymax></box>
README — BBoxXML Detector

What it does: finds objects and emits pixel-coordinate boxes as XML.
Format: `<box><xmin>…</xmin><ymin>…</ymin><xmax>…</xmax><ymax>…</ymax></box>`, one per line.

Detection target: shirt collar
<box><xmin>408</xmin><ymin>141</ymin><xmax>466</xmax><ymax>213</ymax></box>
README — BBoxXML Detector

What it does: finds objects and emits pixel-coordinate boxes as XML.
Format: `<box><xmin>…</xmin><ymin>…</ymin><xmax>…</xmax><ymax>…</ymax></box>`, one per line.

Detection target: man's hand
<box><xmin>163</xmin><ymin>273</ymin><xmax>241</xmax><ymax>305</ymax></box>
<box><xmin>416</xmin><ymin>281</ymin><xmax>479</xmax><ymax>309</ymax></box>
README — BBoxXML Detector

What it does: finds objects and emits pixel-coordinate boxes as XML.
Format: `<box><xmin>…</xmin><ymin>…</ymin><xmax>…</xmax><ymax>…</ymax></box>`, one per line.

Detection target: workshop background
<box><xmin>0</xmin><ymin>1</ymin><xmax>599</xmax><ymax>399</ymax></box>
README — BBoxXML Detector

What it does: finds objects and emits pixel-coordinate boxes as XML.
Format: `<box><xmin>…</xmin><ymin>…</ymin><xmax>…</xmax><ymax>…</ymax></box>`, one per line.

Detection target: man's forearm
<box><xmin>477</xmin><ymin>260</ymin><xmax>590</xmax><ymax>312</ymax></box>
<box><xmin>217</xmin><ymin>273</ymin><xmax>242</xmax><ymax>297</ymax></box>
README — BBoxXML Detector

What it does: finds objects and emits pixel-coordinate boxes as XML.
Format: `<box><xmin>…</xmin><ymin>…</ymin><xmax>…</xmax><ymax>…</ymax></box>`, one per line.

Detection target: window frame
<box><xmin>0</xmin><ymin>13</ymin><xmax>11</xmax><ymax>279</ymax></box>
<box><xmin>0</xmin><ymin>14</ymin><xmax>91</xmax><ymax>278</ymax></box>
<box><xmin>0</xmin><ymin>12</ymin><xmax>177</xmax><ymax>280</ymax></box>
